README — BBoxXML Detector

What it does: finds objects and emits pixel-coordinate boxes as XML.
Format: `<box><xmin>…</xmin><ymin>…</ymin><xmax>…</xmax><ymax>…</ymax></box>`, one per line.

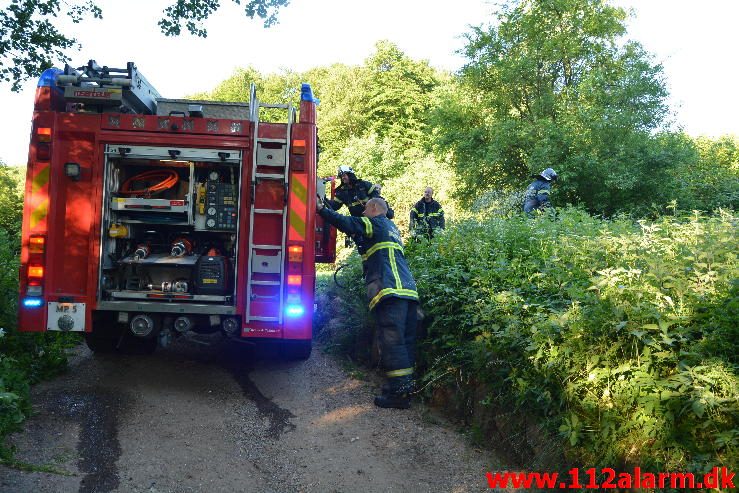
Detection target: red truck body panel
<box><xmin>19</xmin><ymin>76</ymin><xmax>331</xmax><ymax>347</ymax></box>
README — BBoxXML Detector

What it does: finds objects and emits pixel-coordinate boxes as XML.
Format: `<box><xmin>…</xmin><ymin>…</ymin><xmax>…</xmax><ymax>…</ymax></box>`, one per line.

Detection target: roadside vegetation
<box><xmin>324</xmin><ymin>206</ymin><xmax>737</xmax><ymax>474</ymax></box>
<box><xmin>0</xmin><ymin>0</ymin><xmax>736</xmax><ymax>480</ymax></box>
<box><xmin>0</xmin><ymin>163</ymin><xmax>78</xmax><ymax>462</ymax></box>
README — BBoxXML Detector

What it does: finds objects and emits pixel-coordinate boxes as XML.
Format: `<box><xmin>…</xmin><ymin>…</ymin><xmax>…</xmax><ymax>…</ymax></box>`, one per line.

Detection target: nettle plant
<box><xmin>407</xmin><ymin>208</ymin><xmax>738</xmax><ymax>472</ymax></box>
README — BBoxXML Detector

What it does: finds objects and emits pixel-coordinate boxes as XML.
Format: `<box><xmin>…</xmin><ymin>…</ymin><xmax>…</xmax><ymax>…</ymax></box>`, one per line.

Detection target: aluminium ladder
<box><xmin>245</xmin><ymin>96</ymin><xmax>297</xmax><ymax>324</ymax></box>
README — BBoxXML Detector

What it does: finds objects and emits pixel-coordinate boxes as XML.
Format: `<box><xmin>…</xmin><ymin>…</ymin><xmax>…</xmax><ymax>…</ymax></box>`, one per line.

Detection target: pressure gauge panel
<box><xmin>204</xmin><ymin>169</ymin><xmax>237</xmax><ymax>230</ymax></box>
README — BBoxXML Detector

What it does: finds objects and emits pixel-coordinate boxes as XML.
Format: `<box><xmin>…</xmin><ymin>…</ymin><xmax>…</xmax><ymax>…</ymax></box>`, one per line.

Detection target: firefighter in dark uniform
<box><xmin>523</xmin><ymin>167</ymin><xmax>558</xmax><ymax>214</ymax></box>
<box><xmin>328</xmin><ymin>165</ymin><xmax>382</xmax><ymax>218</ymax></box>
<box><xmin>410</xmin><ymin>186</ymin><xmax>445</xmax><ymax>239</ymax></box>
<box><xmin>317</xmin><ymin>197</ymin><xmax>418</xmax><ymax>409</ymax></box>
<box><xmin>327</xmin><ymin>165</ymin><xmax>394</xmax><ymax>248</ymax></box>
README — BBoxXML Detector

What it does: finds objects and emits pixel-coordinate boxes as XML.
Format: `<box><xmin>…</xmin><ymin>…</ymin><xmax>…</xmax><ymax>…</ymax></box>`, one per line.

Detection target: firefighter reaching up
<box><xmin>523</xmin><ymin>167</ymin><xmax>558</xmax><ymax>214</ymax></box>
<box><xmin>327</xmin><ymin>165</ymin><xmax>394</xmax><ymax>219</ymax></box>
<box><xmin>317</xmin><ymin>196</ymin><xmax>418</xmax><ymax>409</ymax></box>
<box><xmin>410</xmin><ymin>186</ymin><xmax>445</xmax><ymax>239</ymax></box>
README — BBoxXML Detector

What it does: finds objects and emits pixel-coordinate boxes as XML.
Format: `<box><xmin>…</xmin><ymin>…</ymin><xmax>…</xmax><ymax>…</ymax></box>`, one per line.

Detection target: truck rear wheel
<box><xmin>84</xmin><ymin>332</ymin><xmax>119</xmax><ymax>353</ymax></box>
<box><xmin>283</xmin><ymin>340</ymin><xmax>312</xmax><ymax>361</ymax></box>
<box><xmin>86</xmin><ymin>312</ymin><xmax>120</xmax><ymax>353</ymax></box>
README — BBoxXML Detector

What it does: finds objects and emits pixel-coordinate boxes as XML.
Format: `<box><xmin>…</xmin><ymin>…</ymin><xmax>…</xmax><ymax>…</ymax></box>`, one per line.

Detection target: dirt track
<box><xmin>0</xmin><ymin>336</ymin><xmax>505</xmax><ymax>492</ymax></box>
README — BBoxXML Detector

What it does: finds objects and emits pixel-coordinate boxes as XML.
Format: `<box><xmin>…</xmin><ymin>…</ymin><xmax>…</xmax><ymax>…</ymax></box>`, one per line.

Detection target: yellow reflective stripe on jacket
<box><xmin>360</xmin><ymin>241</ymin><xmax>403</xmax><ymax>261</ymax></box>
<box><xmin>537</xmin><ymin>189</ymin><xmax>550</xmax><ymax>195</ymax></box>
<box><xmin>426</xmin><ymin>212</ymin><xmax>443</xmax><ymax>217</ymax></box>
<box><xmin>386</xmin><ymin>368</ymin><xmax>413</xmax><ymax>378</ymax></box>
<box><xmin>368</xmin><ymin>184</ymin><xmax>377</xmax><ymax>195</ymax></box>
<box><xmin>368</xmin><ymin>288</ymin><xmax>419</xmax><ymax>310</ymax></box>
<box><xmin>361</xmin><ymin>217</ymin><xmax>373</xmax><ymax>237</ymax></box>
<box><xmin>389</xmin><ymin>248</ymin><xmax>402</xmax><ymax>288</ymax></box>
<box><xmin>350</xmin><ymin>200</ymin><xmax>362</xmax><ymax>207</ymax></box>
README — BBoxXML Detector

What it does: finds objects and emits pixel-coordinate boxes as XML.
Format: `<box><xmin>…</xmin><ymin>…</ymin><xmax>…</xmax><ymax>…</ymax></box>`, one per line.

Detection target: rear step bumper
<box><xmin>96</xmin><ymin>300</ymin><xmax>237</xmax><ymax>315</ymax></box>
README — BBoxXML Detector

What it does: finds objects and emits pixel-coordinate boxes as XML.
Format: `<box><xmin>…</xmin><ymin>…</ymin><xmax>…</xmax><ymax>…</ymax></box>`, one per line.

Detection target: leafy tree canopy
<box><xmin>433</xmin><ymin>0</ymin><xmax>680</xmax><ymax>215</ymax></box>
<box><xmin>192</xmin><ymin>41</ymin><xmax>444</xmax><ymax>179</ymax></box>
<box><xmin>0</xmin><ymin>0</ymin><xmax>289</xmax><ymax>91</ymax></box>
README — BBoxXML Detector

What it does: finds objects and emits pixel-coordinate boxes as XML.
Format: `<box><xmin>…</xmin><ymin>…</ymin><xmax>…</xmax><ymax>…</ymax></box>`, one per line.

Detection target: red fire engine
<box><xmin>18</xmin><ymin>60</ymin><xmax>336</xmax><ymax>358</ymax></box>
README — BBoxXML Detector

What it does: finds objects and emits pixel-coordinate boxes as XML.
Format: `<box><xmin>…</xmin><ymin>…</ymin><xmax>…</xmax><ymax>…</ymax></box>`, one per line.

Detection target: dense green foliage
<box><xmin>675</xmin><ymin>136</ymin><xmax>739</xmax><ymax>212</ymax></box>
<box><xmin>192</xmin><ymin>40</ymin><xmax>442</xmax><ymax>176</ymax></box>
<box><xmin>0</xmin><ymin>163</ymin><xmax>75</xmax><ymax>459</ymax></box>
<box><xmin>324</xmin><ymin>209</ymin><xmax>738</xmax><ymax>473</ymax></box>
<box><xmin>407</xmin><ymin>209</ymin><xmax>737</xmax><ymax>471</ymax></box>
<box><xmin>431</xmin><ymin>0</ymin><xmax>732</xmax><ymax>216</ymax></box>
<box><xmin>191</xmin><ymin>40</ymin><xmax>450</xmax><ymax>221</ymax></box>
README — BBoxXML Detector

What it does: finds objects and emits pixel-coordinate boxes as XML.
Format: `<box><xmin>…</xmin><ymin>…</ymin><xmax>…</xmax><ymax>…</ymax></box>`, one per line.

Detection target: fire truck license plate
<box><xmin>47</xmin><ymin>302</ymin><xmax>86</xmax><ymax>332</ymax></box>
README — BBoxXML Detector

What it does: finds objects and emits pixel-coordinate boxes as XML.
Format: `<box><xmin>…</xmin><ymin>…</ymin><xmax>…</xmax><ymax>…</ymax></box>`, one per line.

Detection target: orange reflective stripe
<box><xmin>288</xmin><ymin>173</ymin><xmax>307</xmax><ymax>240</ymax></box>
<box><xmin>29</xmin><ymin>165</ymin><xmax>50</xmax><ymax>230</ymax></box>
<box><xmin>31</xmin><ymin>165</ymin><xmax>50</xmax><ymax>193</ymax></box>
<box><xmin>30</xmin><ymin>199</ymin><xmax>49</xmax><ymax>229</ymax></box>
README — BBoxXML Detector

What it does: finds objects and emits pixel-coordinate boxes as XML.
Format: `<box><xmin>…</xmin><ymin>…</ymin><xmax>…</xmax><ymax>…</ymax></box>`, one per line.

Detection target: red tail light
<box><xmin>37</xmin><ymin>127</ymin><xmax>52</xmax><ymax>142</ymax></box>
<box><xmin>28</xmin><ymin>265</ymin><xmax>44</xmax><ymax>284</ymax></box>
<box><xmin>287</xmin><ymin>275</ymin><xmax>302</xmax><ymax>286</ymax></box>
<box><xmin>288</xmin><ymin>245</ymin><xmax>303</xmax><ymax>262</ymax></box>
<box><xmin>29</xmin><ymin>235</ymin><xmax>46</xmax><ymax>254</ymax></box>
<box><xmin>292</xmin><ymin>139</ymin><xmax>306</xmax><ymax>155</ymax></box>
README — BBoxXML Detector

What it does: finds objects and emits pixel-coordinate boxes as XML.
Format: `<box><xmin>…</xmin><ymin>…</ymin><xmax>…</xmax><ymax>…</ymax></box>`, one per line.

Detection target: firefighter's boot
<box><xmin>374</xmin><ymin>375</ymin><xmax>413</xmax><ymax>409</ymax></box>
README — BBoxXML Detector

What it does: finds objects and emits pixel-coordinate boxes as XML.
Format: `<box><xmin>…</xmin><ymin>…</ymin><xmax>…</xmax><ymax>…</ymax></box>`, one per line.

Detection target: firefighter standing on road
<box><xmin>410</xmin><ymin>187</ymin><xmax>445</xmax><ymax>239</ymax></box>
<box><xmin>523</xmin><ymin>167</ymin><xmax>558</xmax><ymax>214</ymax></box>
<box><xmin>317</xmin><ymin>197</ymin><xmax>418</xmax><ymax>409</ymax></box>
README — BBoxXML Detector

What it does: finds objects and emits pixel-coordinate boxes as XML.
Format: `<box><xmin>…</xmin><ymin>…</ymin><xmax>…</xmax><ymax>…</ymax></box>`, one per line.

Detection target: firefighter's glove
<box><xmin>316</xmin><ymin>194</ymin><xmax>325</xmax><ymax>211</ymax></box>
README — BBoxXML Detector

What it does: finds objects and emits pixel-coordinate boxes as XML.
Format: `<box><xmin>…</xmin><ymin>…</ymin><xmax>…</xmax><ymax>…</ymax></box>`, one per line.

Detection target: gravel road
<box><xmin>0</xmin><ymin>336</ymin><xmax>506</xmax><ymax>492</ymax></box>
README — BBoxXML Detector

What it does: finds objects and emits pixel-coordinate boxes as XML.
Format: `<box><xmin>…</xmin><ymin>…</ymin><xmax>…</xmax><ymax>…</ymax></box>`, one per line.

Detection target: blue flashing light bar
<box><xmin>300</xmin><ymin>83</ymin><xmax>319</xmax><ymax>104</ymax></box>
<box><xmin>23</xmin><ymin>298</ymin><xmax>43</xmax><ymax>308</ymax></box>
<box><xmin>286</xmin><ymin>305</ymin><xmax>305</xmax><ymax>317</ymax></box>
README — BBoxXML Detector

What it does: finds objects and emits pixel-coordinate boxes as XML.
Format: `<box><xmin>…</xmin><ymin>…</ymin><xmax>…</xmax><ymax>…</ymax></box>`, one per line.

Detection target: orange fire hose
<box><xmin>119</xmin><ymin>169</ymin><xmax>179</xmax><ymax>197</ymax></box>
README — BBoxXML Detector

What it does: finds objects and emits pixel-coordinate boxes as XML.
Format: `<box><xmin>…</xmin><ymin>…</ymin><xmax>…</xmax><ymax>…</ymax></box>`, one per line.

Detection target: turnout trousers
<box><xmin>374</xmin><ymin>297</ymin><xmax>418</xmax><ymax>393</ymax></box>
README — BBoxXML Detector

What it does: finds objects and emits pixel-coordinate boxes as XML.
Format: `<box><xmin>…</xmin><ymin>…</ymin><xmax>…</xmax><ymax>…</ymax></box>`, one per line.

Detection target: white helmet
<box><xmin>539</xmin><ymin>168</ymin><xmax>558</xmax><ymax>181</ymax></box>
<box><xmin>337</xmin><ymin>165</ymin><xmax>356</xmax><ymax>178</ymax></box>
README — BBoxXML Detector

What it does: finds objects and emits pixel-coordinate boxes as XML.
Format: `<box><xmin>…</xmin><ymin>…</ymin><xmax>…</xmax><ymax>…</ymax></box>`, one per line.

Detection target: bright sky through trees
<box><xmin>1</xmin><ymin>0</ymin><xmax>737</xmax><ymax>165</ymax></box>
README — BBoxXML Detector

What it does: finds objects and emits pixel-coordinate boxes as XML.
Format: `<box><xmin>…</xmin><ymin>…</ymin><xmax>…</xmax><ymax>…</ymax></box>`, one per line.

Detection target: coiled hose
<box><xmin>119</xmin><ymin>169</ymin><xmax>179</xmax><ymax>197</ymax></box>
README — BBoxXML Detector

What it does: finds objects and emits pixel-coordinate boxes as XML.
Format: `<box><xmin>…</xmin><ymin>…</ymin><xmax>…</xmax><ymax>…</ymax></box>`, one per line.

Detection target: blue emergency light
<box><xmin>300</xmin><ymin>83</ymin><xmax>319</xmax><ymax>104</ymax></box>
<box><xmin>22</xmin><ymin>298</ymin><xmax>43</xmax><ymax>308</ymax></box>
<box><xmin>37</xmin><ymin>68</ymin><xmax>63</xmax><ymax>87</ymax></box>
<box><xmin>286</xmin><ymin>305</ymin><xmax>305</xmax><ymax>317</ymax></box>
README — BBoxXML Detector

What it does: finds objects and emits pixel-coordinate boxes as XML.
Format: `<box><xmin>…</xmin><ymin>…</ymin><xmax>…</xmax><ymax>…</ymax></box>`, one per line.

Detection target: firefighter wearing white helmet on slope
<box><xmin>523</xmin><ymin>167</ymin><xmax>558</xmax><ymax>214</ymax></box>
<box><xmin>327</xmin><ymin>165</ymin><xmax>393</xmax><ymax>219</ymax></box>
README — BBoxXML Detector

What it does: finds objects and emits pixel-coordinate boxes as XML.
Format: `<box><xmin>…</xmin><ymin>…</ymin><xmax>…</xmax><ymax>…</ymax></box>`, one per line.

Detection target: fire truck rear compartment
<box><xmin>97</xmin><ymin>145</ymin><xmax>243</xmax><ymax>337</ymax></box>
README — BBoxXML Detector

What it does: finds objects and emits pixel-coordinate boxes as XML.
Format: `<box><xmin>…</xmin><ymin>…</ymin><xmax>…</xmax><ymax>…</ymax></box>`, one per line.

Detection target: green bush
<box><xmin>406</xmin><ymin>208</ymin><xmax>737</xmax><ymax>472</ymax></box>
<box><xmin>673</xmin><ymin>135</ymin><xmax>739</xmax><ymax>212</ymax></box>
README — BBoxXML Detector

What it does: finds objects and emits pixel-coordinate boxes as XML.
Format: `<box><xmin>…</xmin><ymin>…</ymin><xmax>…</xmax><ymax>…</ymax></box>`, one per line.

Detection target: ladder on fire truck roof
<box><xmin>245</xmin><ymin>85</ymin><xmax>297</xmax><ymax>324</ymax></box>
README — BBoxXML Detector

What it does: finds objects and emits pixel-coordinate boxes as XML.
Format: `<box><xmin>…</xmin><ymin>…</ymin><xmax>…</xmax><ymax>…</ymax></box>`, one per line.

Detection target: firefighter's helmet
<box><xmin>538</xmin><ymin>168</ymin><xmax>558</xmax><ymax>182</ymax></box>
<box><xmin>337</xmin><ymin>165</ymin><xmax>356</xmax><ymax>180</ymax></box>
